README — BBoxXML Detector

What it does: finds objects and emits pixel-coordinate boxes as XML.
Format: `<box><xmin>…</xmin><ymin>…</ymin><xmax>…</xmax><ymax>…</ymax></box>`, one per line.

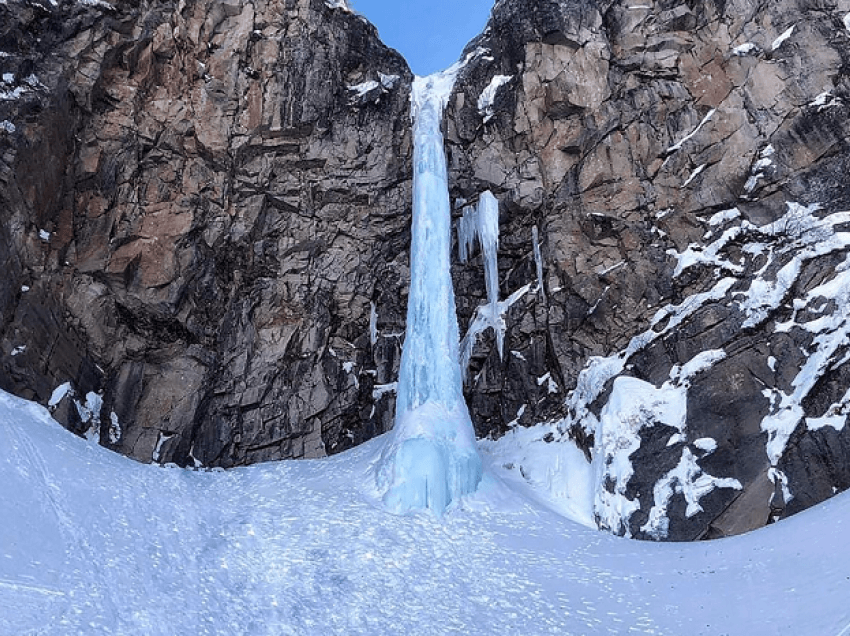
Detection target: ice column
<box><xmin>532</xmin><ymin>224</ymin><xmax>546</xmax><ymax>303</ymax></box>
<box><xmin>375</xmin><ymin>70</ymin><xmax>483</xmax><ymax>514</ymax></box>
<box><xmin>476</xmin><ymin>192</ymin><xmax>502</xmax><ymax>356</ymax></box>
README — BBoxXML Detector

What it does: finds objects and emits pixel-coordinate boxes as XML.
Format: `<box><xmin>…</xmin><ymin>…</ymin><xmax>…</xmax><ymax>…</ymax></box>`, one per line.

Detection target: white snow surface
<box><xmin>771</xmin><ymin>25</ymin><xmax>795</xmax><ymax>51</ymax></box>
<box><xmin>0</xmin><ymin>119</ymin><xmax>14</xmax><ymax>133</ymax></box>
<box><xmin>48</xmin><ymin>382</ymin><xmax>73</xmax><ymax>408</ymax></box>
<box><xmin>477</xmin><ymin>74</ymin><xmax>512</xmax><ymax>123</ymax></box>
<box><xmin>641</xmin><ymin>447</ymin><xmax>741</xmax><ymax>540</ymax></box>
<box><xmin>593</xmin><ymin>377</ymin><xmax>688</xmax><ymax>536</ymax></box>
<box><xmin>347</xmin><ymin>80</ymin><xmax>379</xmax><ymax>98</ymax></box>
<box><xmin>324</xmin><ymin>0</ymin><xmax>350</xmax><ymax>11</ymax></box>
<box><xmin>732</xmin><ymin>42</ymin><xmax>758</xmax><ymax>56</ymax></box>
<box><xmin>3</xmin><ymin>389</ymin><xmax>850</xmax><ymax>635</ymax></box>
<box><xmin>532</xmin><ymin>224</ymin><xmax>546</xmax><ymax>301</ymax></box>
<box><xmin>665</xmin><ymin>108</ymin><xmax>715</xmax><ymax>155</ymax></box>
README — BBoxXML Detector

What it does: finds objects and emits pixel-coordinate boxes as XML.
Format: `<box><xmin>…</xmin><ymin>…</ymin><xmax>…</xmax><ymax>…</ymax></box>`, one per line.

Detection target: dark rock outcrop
<box><xmin>0</xmin><ymin>0</ymin><xmax>413</xmax><ymax>466</ymax></box>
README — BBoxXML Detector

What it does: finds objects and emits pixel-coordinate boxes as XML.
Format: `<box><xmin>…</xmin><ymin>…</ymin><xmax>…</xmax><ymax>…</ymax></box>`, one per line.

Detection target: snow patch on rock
<box><xmin>477</xmin><ymin>74</ymin><xmax>512</xmax><ymax>123</ymax></box>
<box><xmin>641</xmin><ymin>447</ymin><xmax>742</xmax><ymax>540</ymax></box>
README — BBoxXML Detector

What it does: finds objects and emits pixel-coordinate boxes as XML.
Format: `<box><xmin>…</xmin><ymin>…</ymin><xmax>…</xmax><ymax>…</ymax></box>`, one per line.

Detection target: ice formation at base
<box><xmin>375</xmin><ymin>67</ymin><xmax>483</xmax><ymax>514</ymax></box>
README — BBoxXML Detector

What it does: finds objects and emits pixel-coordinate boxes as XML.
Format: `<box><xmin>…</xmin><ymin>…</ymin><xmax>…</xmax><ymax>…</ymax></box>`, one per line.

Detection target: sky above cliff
<box><xmin>350</xmin><ymin>0</ymin><xmax>494</xmax><ymax>75</ymax></box>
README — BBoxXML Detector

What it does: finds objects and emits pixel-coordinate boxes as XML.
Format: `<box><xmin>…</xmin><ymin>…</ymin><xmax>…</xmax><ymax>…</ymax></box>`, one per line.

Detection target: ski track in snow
<box><xmin>1</xmin><ymin>391</ymin><xmax>850</xmax><ymax>635</ymax></box>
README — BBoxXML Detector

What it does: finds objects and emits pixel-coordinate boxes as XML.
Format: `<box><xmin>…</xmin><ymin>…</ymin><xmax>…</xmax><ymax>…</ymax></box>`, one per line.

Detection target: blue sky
<box><xmin>350</xmin><ymin>0</ymin><xmax>494</xmax><ymax>76</ymax></box>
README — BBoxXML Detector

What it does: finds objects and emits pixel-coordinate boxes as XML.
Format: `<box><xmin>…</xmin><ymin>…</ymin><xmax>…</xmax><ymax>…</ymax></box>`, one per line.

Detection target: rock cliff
<box><xmin>445</xmin><ymin>0</ymin><xmax>850</xmax><ymax>539</ymax></box>
<box><xmin>3</xmin><ymin>0</ymin><xmax>850</xmax><ymax>541</ymax></box>
<box><xmin>0</xmin><ymin>0</ymin><xmax>413</xmax><ymax>466</ymax></box>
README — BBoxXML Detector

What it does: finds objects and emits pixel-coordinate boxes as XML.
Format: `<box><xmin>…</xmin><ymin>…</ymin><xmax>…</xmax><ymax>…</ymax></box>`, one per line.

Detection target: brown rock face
<box><xmin>445</xmin><ymin>0</ymin><xmax>850</xmax><ymax>539</ymax></box>
<box><xmin>0</xmin><ymin>0</ymin><xmax>413</xmax><ymax>466</ymax></box>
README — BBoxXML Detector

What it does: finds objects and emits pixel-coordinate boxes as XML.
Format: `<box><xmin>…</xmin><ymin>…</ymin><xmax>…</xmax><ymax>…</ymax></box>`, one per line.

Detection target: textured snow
<box><xmin>707</xmin><ymin>208</ymin><xmax>740</xmax><ymax>228</ymax></box>
<box><xmin>768</xmin><ymin>467</ymin><xmax>794</xmax><ymax>507</ymax></box>
<box><xmin>0</xmin><ymin>86</ymin><xmax>25</xmax><ymax>101</ymax></box>
<box><xmin>809</xmin><ymin>90</ymin><xmax>841</xmax><ymax>111</ymax></box>
<box><xmin>732</xmin><ymin>42</ymin><xmax>758</xmax><ymax>56</ymax></box>
<box><xmin>693</xmin><ymin>438</ymin><xmax>718</xmax><ymax>453</ymax></box>
<box><xmin>845</xmin><ymin>13</ymin><xmax>850</xmax><ymax>34</ymax></box>
<box><xmin>593</xmin><ymin>377</ymin><xmax>687</xmax><ymax>536</ymax></box>
<box><xmin>666</xmin><ymin>108</ymin><xmax>715</xmax><ymax>154</ymax></box>
<box><xmin>622</xmin><ymin>199</ymin><xmax>850</xmax><ymax>471</ymax></box>
<box><xmin>670</xmin><ymin>226</ymin><xmax>745</xmax><ymax>277</ymax></box>
<box><xmin>669</xmin><ymin>349</ymin><xmax>727</xmax><ymax>385</ymax></box>
<box><xmin>0</xmin><ymin>119</ymin><xmax>14</xmax><ymax>133</ymax></box>
<box><xmin>807</xmin><ymin>387</ymin><xmax>850</xmax><ymax>432</ymax></box>
<box><xmin>324</xmin><ymin>0</ymin><xmax>350</xmax><ymax>11</ymax></box>
<box><xmin>39</xmin><ymin>229</ymin><xmax>50</xmax><ymax>241</ymax></box>
<box><xmin>737</xmin><ymin>204</ymin><xmax>850</xmax><ymax>329</ymax></box>
<box><xmin>481</xmin><ymin>422</ymin><xmax>594</xmax><ymax>527</ymax></box>
<box><xmin>369</xmin><ymin>301</ymin><xmax>378</xmax><ymax>346</ymax></box>
<box><xmin>771</xmin><ymin>25</ymin><xmax>795</xmax><ymax>51</ymax></box>
<box><xmin>375</xmin><ymin>72</ymin><xmax>482</xmax><ymax>514</ymax></box>
<box><xmin>681</xmin><ymin>162</ymin><xmax>707</xmax><ymax>187</ymax></box>
<box><xmin>347</xmin><ymin>80</ymin><xmax>379</xmax><ymax>97</ymax></box>
<box><xmin>3</xmin><ymin>390</ymin><xmax>850</xmax><ymax>634</ymax></box>
<box><xmin>108</xmin><ymin>411</ymin><xmax>121</xmax><ymax>444</ymax></box>
<box><xmin>78</xmin><ymin>0</ymin><xmax>114</xmax><ymax>9</ymax></box>
<box><xmin>565</xmin><ymin>276</ymin><xmax>735</xmax><ymax>436</ymax></box>
<box><xmin>372</xmin><ymin>382</ymin><xmax>397</xmax><ymax>400</ymax></box>
<box><xmin>48</xmin><ymin>382</ymin><xmax>73</xmax><ymax>408</ymax></box>
<box><xmin>75</xmin><ymin>392</ymin><xmax>103</xmax><ymax>442</ymax></box>
<box><xmin>536</xmin><ymin>372</ymin><xmax>559</xmax><ymax>394</ymax></box>
<box><xmin>760</xmin><ymin>243</ymin><xmax>850</xmax><ymax>462</ymax></box>
<box><xmin>477</xmin><ymin>74</ymin><xmax>512</xmax><ymax>123</ymax></box>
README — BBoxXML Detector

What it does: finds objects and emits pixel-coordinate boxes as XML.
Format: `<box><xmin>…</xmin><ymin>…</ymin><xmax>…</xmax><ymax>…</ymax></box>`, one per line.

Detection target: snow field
<box><xmin>2</xmin><ymin>390</ymin><xmax>850</xmax><ymax>635</ymax></box>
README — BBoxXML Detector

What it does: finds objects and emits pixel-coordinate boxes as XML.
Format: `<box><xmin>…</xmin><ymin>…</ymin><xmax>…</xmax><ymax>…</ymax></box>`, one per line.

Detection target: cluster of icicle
<box><xmin>457</xmin><ymin>192</ymin><xmax>504</xmax><ymax>375</ymax></box>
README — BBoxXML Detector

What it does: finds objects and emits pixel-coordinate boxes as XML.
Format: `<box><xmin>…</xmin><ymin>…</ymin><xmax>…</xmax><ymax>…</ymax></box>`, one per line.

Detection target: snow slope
<box><xmin>1</xmin><ymin>388</ymin><xmax>849</xmax><ymax>636</ymax></box>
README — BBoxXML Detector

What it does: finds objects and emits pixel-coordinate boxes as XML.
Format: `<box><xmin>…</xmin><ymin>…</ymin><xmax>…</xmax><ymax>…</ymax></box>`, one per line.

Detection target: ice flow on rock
<box><xmin>375</xmin><ymin>68</ymin><xmax>483</xmax><ymax>514</ymax></box>
<box><xmin>458</xmin><ymin>191</ymin><xmax>503</xmax><ymax>358</ymax></box>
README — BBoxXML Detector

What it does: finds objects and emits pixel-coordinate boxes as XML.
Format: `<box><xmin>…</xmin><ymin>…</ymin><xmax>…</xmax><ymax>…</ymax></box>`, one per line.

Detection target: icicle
<box><xmin>369</xmin><ymin>301</ymin><xmax>378</xmax><ymax>347</ymax></box>
<box><xmin>456</xmin><ymin>190</ymin><xmax>505</xmax><ymax>364</ymax></box>
<box><xmin>477</xmin><ymin>191</ymin><xmax>502</xmax><ymax>357</ymax></box>
<box><xmin>457</xmin><ymin>205</ymin><xmax>477</xmax><ymax>263</ymax></box>
<box><xmin>532</xmin><ymin>224</ymin><xmax>546</xmax><ymax>303</ymax></box>
<box><xmin>375</xmin><ymin>68</ymin><xmax>483</xmax><ymax>515</ymax></box>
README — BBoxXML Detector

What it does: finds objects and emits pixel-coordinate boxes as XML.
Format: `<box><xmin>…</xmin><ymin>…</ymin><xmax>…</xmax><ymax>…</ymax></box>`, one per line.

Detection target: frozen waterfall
<box><xmin>375</xmin><ymin>67</ymin><xmax>483</xmax><ymax>514</ymax></box>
